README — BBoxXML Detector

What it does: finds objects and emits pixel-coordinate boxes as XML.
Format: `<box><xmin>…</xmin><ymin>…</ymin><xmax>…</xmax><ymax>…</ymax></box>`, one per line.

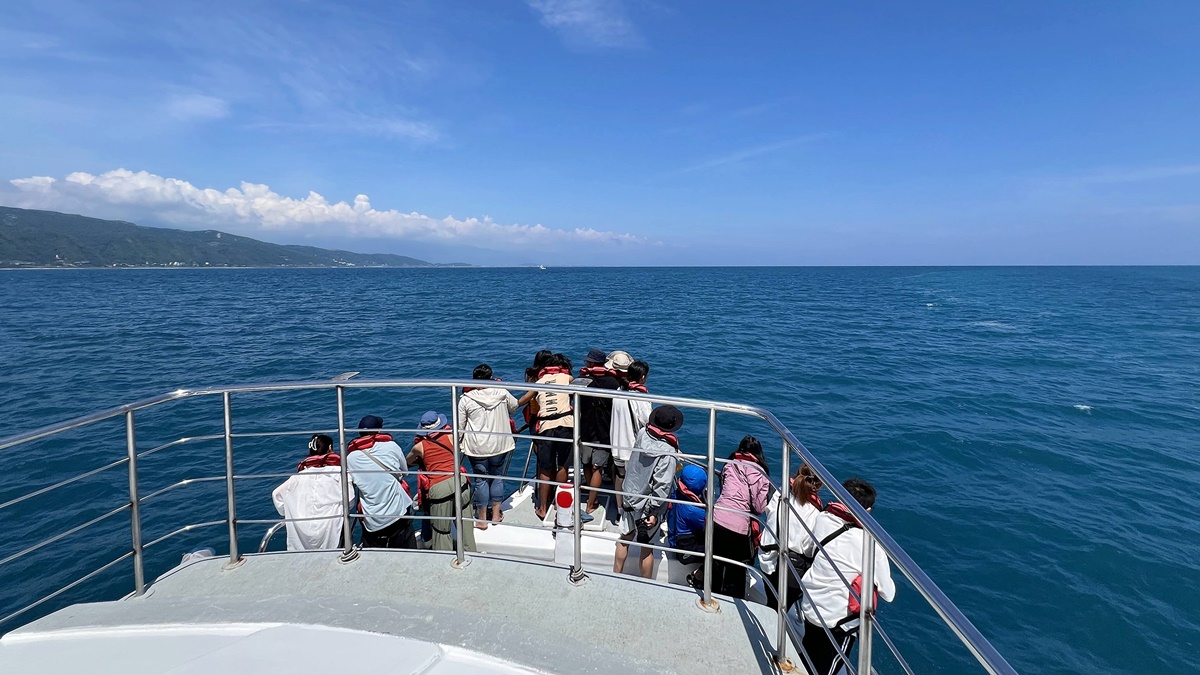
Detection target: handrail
<box><xmin>0</xmin><ymin>378</ymin><xmax>1016</xmax><ymax>675</ymax></box>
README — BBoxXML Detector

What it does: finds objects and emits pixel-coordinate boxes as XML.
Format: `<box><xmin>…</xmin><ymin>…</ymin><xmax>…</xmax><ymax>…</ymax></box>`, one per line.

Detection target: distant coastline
<box><xmin>0</xmin><ymin>206</ymin><xmax>472</xmax><ymax>269</ymax></box>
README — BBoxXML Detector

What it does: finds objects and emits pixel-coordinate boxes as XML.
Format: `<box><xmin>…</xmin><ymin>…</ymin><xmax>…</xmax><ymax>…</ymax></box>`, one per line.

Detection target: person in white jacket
<box><xmin>272</xmin><ymin>435</ymin><xmax>353</xmax><ymax>551</ymax></box>
<box><xmin>609</xmin><ymin>360</ymin><xmax>651</xmax><ymax>512</ymax></box>
<box><xmin>458</xmin><ymin>364</ymin><xmax>519</xmax><ymax>529</ymax></box>
<box><xmin>797</xmin><ymin>478</ymin><xmax>896</xmax><ymax>675</ymax></box>
<box><xmin>758</xmin><ymin>464</ymin><xmax>825</xmax><ymax>611</ymax></box>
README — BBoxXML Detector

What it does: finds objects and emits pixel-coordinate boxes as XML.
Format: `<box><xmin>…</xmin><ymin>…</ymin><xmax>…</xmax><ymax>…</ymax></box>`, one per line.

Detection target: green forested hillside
<box><xmin>0</xmin><ymin>206</ymin><xmax>443</xmax><ymax>268</ymax></box>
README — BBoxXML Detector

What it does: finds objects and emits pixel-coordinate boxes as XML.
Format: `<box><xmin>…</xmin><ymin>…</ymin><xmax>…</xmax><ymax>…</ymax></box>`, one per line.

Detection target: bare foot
<box><xmin>474</xmin><ymin>521</ymin><xmax>489</xmax><ymax>530</ymax></box>
<box><xmin>534</xmin><ymin>507</ymin><xmax>547</xmax><ymax>520</ymax></box>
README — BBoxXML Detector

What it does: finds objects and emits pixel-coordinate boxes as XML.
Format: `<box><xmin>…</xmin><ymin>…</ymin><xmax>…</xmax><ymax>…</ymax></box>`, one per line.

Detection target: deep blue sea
<box><xmin>1</xmin><ymin>266</ymin><xmax>1197</xmax><ymax>674</ymax></box>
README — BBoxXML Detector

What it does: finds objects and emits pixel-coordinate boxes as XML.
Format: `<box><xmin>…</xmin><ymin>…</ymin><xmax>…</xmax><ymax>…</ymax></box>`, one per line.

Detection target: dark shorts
<box><xmin>535</xmin><ymin>426</ymin><xmax>573</xmax><ymax>471</ymax></box>
<box><xmin>580</xmin><ymin>443</ymin><xmax>611</xmax><ymax>469</ymax></box>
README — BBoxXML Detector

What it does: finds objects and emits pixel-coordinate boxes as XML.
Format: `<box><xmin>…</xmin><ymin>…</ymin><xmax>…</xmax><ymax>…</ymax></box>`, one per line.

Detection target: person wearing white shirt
<box><xmin>797</xmin><ymin>478</ymin><xmax>896</xmax><ymax>675</ymax></box>
<box><xmin>609</xmin><ymin>360</ymin><xmax>651</xmax><ymax>512</ymax></box>
<box><xmin>271</xmin><ymin>434</ymin><xmax>353</xmax><ymax>551</ymax></box>
<box><xmin>757</xmin><ymin>464</ymin><xmax>825</xmax><ymax>611</ymax></box>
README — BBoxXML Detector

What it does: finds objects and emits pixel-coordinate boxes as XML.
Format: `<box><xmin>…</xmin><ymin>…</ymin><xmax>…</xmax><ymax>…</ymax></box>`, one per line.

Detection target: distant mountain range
<box><xmin>0</xmin><ymin>206</ymin><xmax>470</xmax><ymax>268</ymax></box>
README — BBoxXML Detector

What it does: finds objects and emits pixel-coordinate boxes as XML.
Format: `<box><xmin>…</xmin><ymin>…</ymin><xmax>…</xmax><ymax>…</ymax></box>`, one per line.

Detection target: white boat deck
<box><xmin>4</xmin><ymin>550</ymin><xmax>789</xmax><ymax>674</ymax></box>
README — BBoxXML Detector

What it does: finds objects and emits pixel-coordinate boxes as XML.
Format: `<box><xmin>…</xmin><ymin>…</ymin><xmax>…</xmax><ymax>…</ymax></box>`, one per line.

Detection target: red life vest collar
<box><xmin>580</xmin><ymin>365</ymin><xmax>616</xmax><ymax>379</ymax></box>
<box><xmin>675</xmin><ymin>478</ymin><xmax>703</xmax><ymax>504</ymax></box>
<box><xmin>647</xmin><ymin>425</ymin><xmax>678</xmax><ymax>449</ymax></box>
<box><xmin>537</xmin><ymin>366</ymin><xmax>570</xmax><ymax>379</ymax></box>
<box><xmin>731</xmin><ymin>450</ymin><xmax>768</xmax><ymax>474</ymax></box>
<box><xmin>297</xmin><ymin>452</ymin><xmax>341</xmax><ymax>472</ymax></box>
<box><xmin>415</xmin><ymin>426</ymin><xmax>453</xmax><ymax>449</ymax></box>
<box><xmin>626</xmin><ymin>382</ymin><xmax>648</xmax><ymax>393</ymax></box>
<box><xmin>347</xmin><ymin>434</ymin><xmax>394</xmax><ymax>453</ymax></box>
<box><xmin>825</xmin><ymin>501</ymin><xmax>862</xmax><ymax>527</ymax></box>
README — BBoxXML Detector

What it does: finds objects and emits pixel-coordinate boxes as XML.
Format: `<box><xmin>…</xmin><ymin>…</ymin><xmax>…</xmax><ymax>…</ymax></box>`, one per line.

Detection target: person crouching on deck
<box><xmin>408</xmin><ymin>411</ymin><xmax>476</xmax><ymax>552</ymax></box>
<box><xmin>272</xmin><ymin>434</ymin><xmax>353</xmax><ymax>551</ymax></box>
<box><xmin>614</xmin><ymin>405</ymin><xmax>684</xmax><ymax>579</ymax></box>
<box><xmin>346</xmin><ymin>416</ymin><xmax>416</xmax><ymax>549</ymax></box>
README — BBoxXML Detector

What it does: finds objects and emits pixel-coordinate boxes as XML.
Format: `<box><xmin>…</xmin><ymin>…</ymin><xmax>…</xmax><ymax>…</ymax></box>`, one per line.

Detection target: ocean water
<box><xmin>1</xmin><ymin>266</ymin><xmax>1197</xmax><ymax>674</ymax></box>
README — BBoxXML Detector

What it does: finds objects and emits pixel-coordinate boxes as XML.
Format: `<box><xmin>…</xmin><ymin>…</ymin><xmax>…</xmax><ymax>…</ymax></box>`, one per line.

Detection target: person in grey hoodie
<box><xmin>458</xmin><ymin>364</ymin><xmax>519</xmax><ymax>529</ymax></box>
<box><xmin>613</xmin><ymin>405</ymin><xmax>684</xmax><ymax>578</ymax></box>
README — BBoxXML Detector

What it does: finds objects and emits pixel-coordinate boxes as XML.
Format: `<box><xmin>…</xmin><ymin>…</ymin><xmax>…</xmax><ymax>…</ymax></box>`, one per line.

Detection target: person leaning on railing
<box><xmin>757</xmin><ymin>464</ymin><xmax>824</xmax><ymax>611</ymax></box>
<box><xmin>408</xmin><ymin>411</ymin><xmax>476</xmax><ymax>553</ymax></box>
<box><xmin>610</xmin><ymin>359</ymin><xmax>651</xmax><ymax>513</ymax></box>
<box><xmin>517</xmin><ymin>353</ymin><xmax>575</xmax><ymax>520</ymax></box>
<box><xmin>346</xmin><ymin>415</ymin><xmax>417</xmax><ymax>549</ymax></box>
<box><xmin>613</xmin><ymin>405</ymin><xmax>685</xmax><ymax>579</ymax></box>
<box><xmin>797</xmin><ymin>478</ymin><xmax>896</xmax><ymax>675</ymax></box>
<box><xmin>458</xmin><ymin>364</ymin><xmax>519</xmax><ymax>530</ymax></box>
<box><xmin>271</xmin><ymin>434</ymin><xmax>353</xmax><ymax>551</ymax></box>
<box><xmin>709</xmin><ymin>435</ymin><xmax>772</xmax><ymax>600</ymax></box>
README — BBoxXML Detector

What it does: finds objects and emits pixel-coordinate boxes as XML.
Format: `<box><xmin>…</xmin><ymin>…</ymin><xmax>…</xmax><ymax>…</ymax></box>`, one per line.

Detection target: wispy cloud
<box><xmin>248</xmin><ymin>114</ymin><xmax>440</xmax><ymax>143</ymax></box>
<box><xmin>1</xmin><ymin>2</ymin><xmax>445</xmax><ymax>143</ymax></box>
<box><xmin>1040</xmin><ymin>163</ymin><xmax>1200</xmax><ymax>187</ymax></box>
<box><xmin>4</xmin><ymin>169</ymin><xmax>641</xmax><ymax>249</ymax></box>
<box><xmin>673</xmin><ymin>133</ymin><xmax>827</xmax><ymax>174</ymax></box>
<box><xmin>165</xmin><ymin>94</ymin><xmax>230</xmax><ymax>121</ymax></box>
<box><xmin>527</xmin><ymin>0</ymin><xmax>643</xmax><ymax>49</ymax></box>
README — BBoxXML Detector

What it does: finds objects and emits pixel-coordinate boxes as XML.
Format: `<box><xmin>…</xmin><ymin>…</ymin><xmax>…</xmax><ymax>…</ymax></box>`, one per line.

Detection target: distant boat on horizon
<box><xmin>538</xmin><ymin>264</ymin><xmax>547</xmax><ymax>270</ymax></box>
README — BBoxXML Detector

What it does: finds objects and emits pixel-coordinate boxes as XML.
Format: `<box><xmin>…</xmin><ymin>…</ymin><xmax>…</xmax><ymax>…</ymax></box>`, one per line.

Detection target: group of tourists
<box><xmin>269</xmin><ymin>349</ymin><xmax>893</xmax><ymax>675</ymax></box>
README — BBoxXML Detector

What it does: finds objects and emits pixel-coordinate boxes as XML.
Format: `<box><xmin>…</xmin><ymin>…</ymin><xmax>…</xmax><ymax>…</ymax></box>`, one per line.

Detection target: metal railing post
<box><xmin>222</xmin><ymin>391</ymin><xmax>241</xmax><ymax>567</ymax></box>
<box><xmin>775</xmin><ymin>440</ymin><xmax>793</xmax><ymax>668</ymax></box>
<box><xmin>450</xmin><ymin>386</ymin><xmax>468</xmax><ymax>568</ymax></box>
<box><xmin>569</xmin><ymin>391</ymin><xmax>586</xmax><ymax>584</ymax></box>
<box><xmin>336</xmin><ymin>385</ymin><xmax>358</xmax><ymax>562</ymax></box>
<box><xmin>858</xmin><ymin>530</ymin><xmax>877</xmax><ymax>675</ymax></box>
<box><xmin>700</xmin><ymin>407</ymin><xmax>718</xmax><ymax>611</ymax></box>
<box><xmin>125</xmin><ymin>410</ymin><xmax>145</xmax><ymax>595</ymax></box>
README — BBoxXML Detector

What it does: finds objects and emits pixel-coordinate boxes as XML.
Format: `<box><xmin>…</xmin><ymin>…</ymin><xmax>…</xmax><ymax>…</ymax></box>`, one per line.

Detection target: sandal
<box><xmin>474</xmin><ymin>521</ymin><xmax>489</xmax><ymax>530</ymax></box>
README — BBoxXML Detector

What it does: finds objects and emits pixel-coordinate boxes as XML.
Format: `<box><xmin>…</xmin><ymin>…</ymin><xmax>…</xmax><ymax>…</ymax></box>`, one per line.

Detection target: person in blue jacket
<box><xmin>667</xmin><ymin>463</ymin><xmax>709</xmax><ymax>566</ymax></box>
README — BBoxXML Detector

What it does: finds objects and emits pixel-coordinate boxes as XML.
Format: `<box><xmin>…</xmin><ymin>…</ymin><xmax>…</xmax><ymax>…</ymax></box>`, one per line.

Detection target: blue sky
<box><xmin>2</xmin><ymin>1</ymin><xmax>1199</xmax><ymax>265</ymax></box>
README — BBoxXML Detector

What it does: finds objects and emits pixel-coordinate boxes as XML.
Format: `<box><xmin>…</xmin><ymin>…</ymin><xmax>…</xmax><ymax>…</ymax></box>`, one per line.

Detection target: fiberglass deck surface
<box><xmin>13</xmin><ymin>550</ymin><xmax>789</xmax><ymax>674</ymax></box>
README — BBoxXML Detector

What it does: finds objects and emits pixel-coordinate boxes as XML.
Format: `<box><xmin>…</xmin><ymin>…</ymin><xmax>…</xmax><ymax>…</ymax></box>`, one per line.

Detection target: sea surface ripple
<box><xmin>1</xmin><ymin>266</ymin><xmax>1198</xmax><ymax>674</ymax></box>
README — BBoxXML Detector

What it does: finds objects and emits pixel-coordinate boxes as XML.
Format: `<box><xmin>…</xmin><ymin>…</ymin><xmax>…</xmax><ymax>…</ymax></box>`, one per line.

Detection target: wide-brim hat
<box><xmin>418</xmin><ymin>410</ymin><xmax>448</xmax><ymax>435</ymax></box>
<box><xmin>606</xmin><ymin>350</ymin><xmax>633</xmax><ymax>372</ymax></box>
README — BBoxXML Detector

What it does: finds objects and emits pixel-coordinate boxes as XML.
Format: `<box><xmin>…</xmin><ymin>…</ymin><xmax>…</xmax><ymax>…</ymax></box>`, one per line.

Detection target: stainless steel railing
<box><xmin>0</xmin><ymin>378</ymin><xmax>1017</xmax><ymax>675</ymax></box>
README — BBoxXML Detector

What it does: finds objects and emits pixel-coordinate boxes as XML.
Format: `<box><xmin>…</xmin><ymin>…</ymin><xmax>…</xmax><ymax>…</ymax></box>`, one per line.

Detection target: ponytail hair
<box><xmin>790</xmin><ymin>464</ymin><xmax>823</xmax><ymax>505</ymax></box>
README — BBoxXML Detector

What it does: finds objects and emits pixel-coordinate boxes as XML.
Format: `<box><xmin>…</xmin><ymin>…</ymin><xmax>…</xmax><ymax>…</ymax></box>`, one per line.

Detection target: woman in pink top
<box><xmin>711</xmin><ymin>435</ymin><xmax>772</xmax><ymax>599</ymax></box>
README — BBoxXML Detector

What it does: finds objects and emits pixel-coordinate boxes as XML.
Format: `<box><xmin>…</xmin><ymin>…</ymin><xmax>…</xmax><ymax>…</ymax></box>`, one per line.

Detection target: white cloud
<box><xmin>527</xmin><ymin>0</ymin><xmax>643</xmax><ymax>49</ymax></box>
<box><xmin>4</xmin><ymin>169</ymin><xmax>640</xmax><ymax>249</ymax></box>
<box><xmin>165</xmin><ymin>94</ymin><xmax>230</xmax><ymax>121</ymax></box>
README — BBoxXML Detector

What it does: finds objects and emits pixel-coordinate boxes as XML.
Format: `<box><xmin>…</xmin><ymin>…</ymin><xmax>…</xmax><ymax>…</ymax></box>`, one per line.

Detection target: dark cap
<box><xmin>357</xmin><ymin>415</ymin><xmax>384</xmax><ymax>431</ymax></box>
<box><xmin>650</xmin><ymin>405</ymin><xmax>684</xmax><ymax>432</ymax></box>
<box><xmin>584</xmin><ymin>348</ymin><xmax>607</xmax><ymax>364</ymax></box>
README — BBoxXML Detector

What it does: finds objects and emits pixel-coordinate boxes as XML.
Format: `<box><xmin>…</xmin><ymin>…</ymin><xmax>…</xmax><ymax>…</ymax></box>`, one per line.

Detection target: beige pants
<box><xmin>427</xmin><ymin>477</ymin><xmax>476</xmax><ymax>552</ymax></box>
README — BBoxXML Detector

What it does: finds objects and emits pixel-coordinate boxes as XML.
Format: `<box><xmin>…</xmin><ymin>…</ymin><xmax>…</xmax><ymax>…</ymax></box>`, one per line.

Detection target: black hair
<box><xmin>627</xmin><ymin>360</ymin><xmax>649</xmax><ymax>383</ymax></box>
<box><xmin>730</xmin><ymin>435</ymin><xmax>769</xmax><ymax>472</ymax></box>
<box><xmin>309</xmin><ymin>434</ymin><xmax>334</xmax><ymax>455</ymax></box>
<box><xmin>525</xmin><ymin>367</ymin><xmax>538</xmax><ymax>382</ymax></box>
<box><xmin>842</xmin><ymin>477</ymin><xmax>877</xmax><ymax>510</ymax></box>
<box><xmin>551</xmin><ymin>353</ymin><xmax>573</xmax><ymax>371</ymax></box>
<box><xmin>532</xmin><ymin>350</ymin><xmax>553</xmax><ymax>370</ymax></box>
<box><xmin>473</xmin><ymin>363</ymin><xmax>493</xmax><ymax>380</ymax></box>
